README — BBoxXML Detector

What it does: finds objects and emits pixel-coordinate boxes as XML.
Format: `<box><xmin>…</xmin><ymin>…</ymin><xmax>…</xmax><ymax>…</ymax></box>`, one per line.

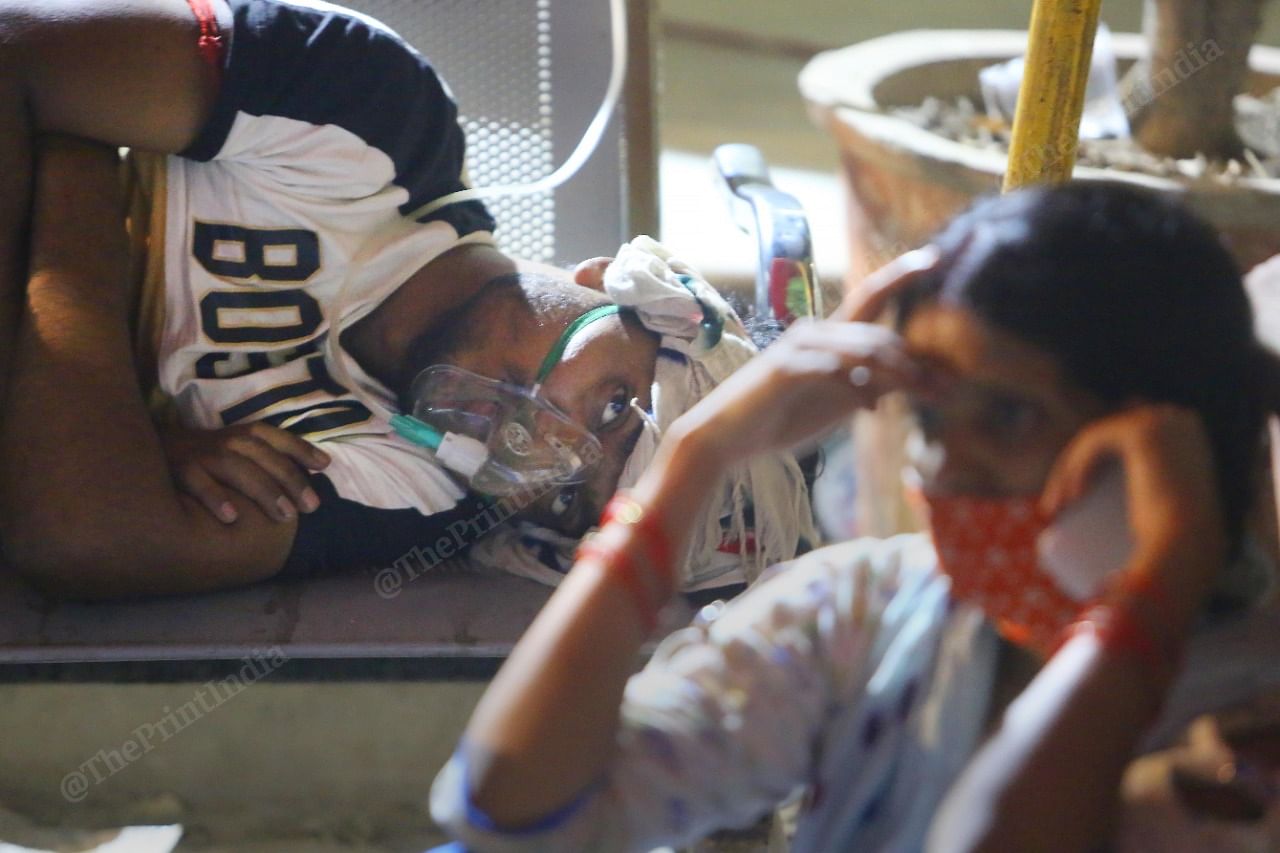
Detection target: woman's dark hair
<box><xmin>895</xmin><ymin>181</ymin><xmax>1280</xmax><ymax>553</ymax></box>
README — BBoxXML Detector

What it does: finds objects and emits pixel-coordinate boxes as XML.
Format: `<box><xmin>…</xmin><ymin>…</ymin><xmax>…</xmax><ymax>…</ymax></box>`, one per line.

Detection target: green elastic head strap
<box><xmin>676</xmin><ymin>273</ymin><xmax>723</xmax><ymax>349</ymax></box>
<box><xmin>534</xmin><ymin>303</ymin><xmax>621</xmax><ymax>385</ymax></box>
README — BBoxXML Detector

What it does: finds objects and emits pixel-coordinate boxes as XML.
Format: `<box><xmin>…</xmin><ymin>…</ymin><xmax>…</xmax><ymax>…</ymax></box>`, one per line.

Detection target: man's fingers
<box><xmin>572</xmin><ymin>257</ymin><xmax>614</xmax><ymax>290</ymax></box>
<box><xmin>246</xmin><ymin>423</ymin><xmax>330</xmax><ymax>470</ymax></box>
<box><xmin>834</xmin><ymin>245</ymin><xmax>941</xmax><ymax>323</ymax></box>
<box><xmin>207</xmin><ymin>453</ymin><xmax>301</xmax><ymax>522</ymax></box>
<box><xmin>177</xmin><ymin>464</ymin><xmax>239</xmax><ymax>525</ymax></box>
<box><xmin>228</xmin><ymin>436</ymin><xmax>320</xmax><ymax>514</ymax></box>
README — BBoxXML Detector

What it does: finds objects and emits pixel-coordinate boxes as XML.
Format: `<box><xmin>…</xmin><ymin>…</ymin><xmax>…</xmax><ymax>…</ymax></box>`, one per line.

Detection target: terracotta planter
<box><xmin>800</xmin><ymin>29</ymin><xmax>1280</xmax><ymax>281</ymax></box>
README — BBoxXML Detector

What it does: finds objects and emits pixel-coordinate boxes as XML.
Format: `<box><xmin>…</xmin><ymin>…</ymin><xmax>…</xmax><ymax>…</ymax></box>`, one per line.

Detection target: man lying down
<box><xmin>0</xmin><ymin>0</ymin><xmax>816</xmax><ymax>600</ymax></box>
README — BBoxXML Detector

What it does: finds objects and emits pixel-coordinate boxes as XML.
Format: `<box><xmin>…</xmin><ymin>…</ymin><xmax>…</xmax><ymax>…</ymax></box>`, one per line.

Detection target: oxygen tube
<box><xmin>319</xmin><ymin>323</ymin><xmax>502</xmax><ymax>491</ymax></box>
<box><xmin>395</xmin><ymin>304</ymin><xmax>621</xmax><ymax>486</ymax></box>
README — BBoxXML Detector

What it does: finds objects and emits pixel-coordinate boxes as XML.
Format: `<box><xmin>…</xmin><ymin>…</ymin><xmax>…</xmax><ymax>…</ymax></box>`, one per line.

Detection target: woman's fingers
<box><xmin>688</xmin><ymin>316</ymin><xmax>935</xmax><ymax>463</ymax></box>
<box><xmin>786</xmin><ymin>320</ymin><xmax>931</xmax><ymax>400</ymax></box>
<box><xmin>834</xmin><ymin>245</ymin><xmax>941</xmax><ymax>323</ymax></box>
<box><xmin>1040</xmin><ymin>419</ymin><xmax>1122</xmax><ymax>518</ymax></box>
<box><xmin>1041</xmin><ymin>405</ymin><xmax>1225</xmax><ymax>570</ymax></box>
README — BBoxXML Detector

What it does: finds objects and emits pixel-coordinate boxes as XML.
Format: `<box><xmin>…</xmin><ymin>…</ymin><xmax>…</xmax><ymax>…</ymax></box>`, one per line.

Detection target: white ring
<box><xmin>849</xmin><ymin>365</ymin><xmax>872</xmax><ymax>387</ymax></box>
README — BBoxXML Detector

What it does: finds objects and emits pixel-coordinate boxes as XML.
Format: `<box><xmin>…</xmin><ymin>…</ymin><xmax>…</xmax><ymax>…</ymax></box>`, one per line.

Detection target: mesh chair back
<box><xmin>341</xmin><ymin>0</ymin><xmax>657</xmax><ymax>264</ymax></box>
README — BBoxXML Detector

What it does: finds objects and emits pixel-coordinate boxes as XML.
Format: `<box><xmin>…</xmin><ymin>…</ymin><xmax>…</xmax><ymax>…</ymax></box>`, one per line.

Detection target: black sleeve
<box><xmin>181</xmin><ymin>0</ymin><xmax>495</xmax><ymax>237</ymax></box>
<box><xmin>278</xmin><ymin>473</ymin><xmax>494</xmax><ymax>578</ymax></box>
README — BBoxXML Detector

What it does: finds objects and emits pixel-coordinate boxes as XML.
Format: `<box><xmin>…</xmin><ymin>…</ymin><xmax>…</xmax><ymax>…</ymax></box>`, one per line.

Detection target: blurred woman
<box><xmin>431</xmin><ymin>182</ymin><xmax>1280</xmax><ymax>852</ymax></box>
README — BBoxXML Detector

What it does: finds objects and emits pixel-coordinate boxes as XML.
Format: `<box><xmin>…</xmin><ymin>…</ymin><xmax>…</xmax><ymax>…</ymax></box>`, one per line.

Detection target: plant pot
<box><xmin>800</xmin><ymin>29</ymin><xmax>1280</xmax><ymax>280</ymax></box>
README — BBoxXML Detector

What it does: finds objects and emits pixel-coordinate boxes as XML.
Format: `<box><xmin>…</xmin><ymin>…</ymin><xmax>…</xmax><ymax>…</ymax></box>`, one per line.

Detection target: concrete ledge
<box><xmin>0</xmin><ymin>565</ymin><xmax>549</xmax><ymax>669</ymax></box>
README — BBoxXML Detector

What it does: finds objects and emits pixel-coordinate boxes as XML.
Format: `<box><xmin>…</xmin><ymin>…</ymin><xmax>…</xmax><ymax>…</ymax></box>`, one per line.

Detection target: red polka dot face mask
<box><xmin>920</xmin><ymin>465</ymin><xmax>1134</xmax><ymax>656</ymax></box>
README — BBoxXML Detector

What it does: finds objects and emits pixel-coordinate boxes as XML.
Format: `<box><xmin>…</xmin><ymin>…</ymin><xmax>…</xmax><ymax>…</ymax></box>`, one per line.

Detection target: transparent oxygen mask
<box><xmin>392</xmin><ymin>364</ymin><xmax>602</xmax><ymax>497</ymax></box>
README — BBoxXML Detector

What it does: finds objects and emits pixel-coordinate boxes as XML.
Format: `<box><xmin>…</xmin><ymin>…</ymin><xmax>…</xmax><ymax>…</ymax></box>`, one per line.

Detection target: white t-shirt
<box><xmin>128</xmin><ymin>0</ymin><xmax>500</xmax><ymax>575</ymax></box>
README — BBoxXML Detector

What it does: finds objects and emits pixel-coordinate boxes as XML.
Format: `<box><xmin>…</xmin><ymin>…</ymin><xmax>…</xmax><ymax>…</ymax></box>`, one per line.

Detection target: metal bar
<box><xmin>623</xmin><ymin>0</ymin><xmax>660</xmax><ymax>241</ymax></box>
<box><xmin>1002</xmin><ymin>0</ymin><xmax>1103</xmax><ymax>191</ymax></box>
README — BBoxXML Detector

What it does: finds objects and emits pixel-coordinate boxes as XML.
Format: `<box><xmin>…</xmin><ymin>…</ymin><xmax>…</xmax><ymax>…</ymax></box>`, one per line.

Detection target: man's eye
<box><xmin>551</xmin><ymin>486</ymin><xmax>577</xmax><ymax>517</ymax></box>
<box><xmin>599</xmin><ymin>388</ymin><xmax>629</xmax><ymax>429</ymax></box>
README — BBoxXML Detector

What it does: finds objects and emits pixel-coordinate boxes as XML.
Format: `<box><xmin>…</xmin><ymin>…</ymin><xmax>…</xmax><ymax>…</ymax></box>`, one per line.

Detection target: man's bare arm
<box><xmin>0</xmin><ymin>0</ymin><xmax>223</xmax><ymax>152</ymax></box>
<box><xmin>1</xmin><ymin>136</ymin><xmax>296</xmax><ymax>599</ymax></box>
<box><xmin>0</xmin><ymin>0</ymin><xmax>226</xmax><ymax>407</ymax></box>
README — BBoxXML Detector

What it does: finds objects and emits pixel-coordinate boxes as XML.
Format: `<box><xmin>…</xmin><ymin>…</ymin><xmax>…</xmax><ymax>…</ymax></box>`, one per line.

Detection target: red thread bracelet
<box><xmin>186</xmin><ymin>0</ymin><xmax>225</xmax><ymax>75</ymax></box>
<box><xmin>600</xmin><ymin>492</ymin><xmax>674</xmax><ymax>588</ymax></box>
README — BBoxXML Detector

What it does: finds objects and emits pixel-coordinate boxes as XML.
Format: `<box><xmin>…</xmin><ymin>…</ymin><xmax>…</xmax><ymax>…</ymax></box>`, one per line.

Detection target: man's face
<box><xmin>443</xmin><ymin>289</ymin><xmax>659</xmax><ymax>535</ymax></box>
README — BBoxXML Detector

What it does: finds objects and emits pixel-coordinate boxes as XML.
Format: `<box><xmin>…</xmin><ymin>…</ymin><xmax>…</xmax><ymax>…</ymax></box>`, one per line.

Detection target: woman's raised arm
<box><xmin>448</xmin><ymin>265</ymin><xmax>937</xmax><ymax>833</ymax></box>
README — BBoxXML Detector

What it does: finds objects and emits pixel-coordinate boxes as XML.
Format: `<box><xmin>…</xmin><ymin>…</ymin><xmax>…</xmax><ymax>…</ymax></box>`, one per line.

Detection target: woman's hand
<box><xmin>674</xmin><ymin>248</ymin><xmax>940</xmax><ymax>466</ymax></box>
<box><xmin>1041</xmin><ymin>404</ymin><xmax>1228</xmax><ymax>622</ymax></box>
<box><xmin>830</xmin><ymin>246</ymin><xmax>940</xmax><ymax>322</ymax></box>
<box><xmin>160</xmin><ymin>422</ymin><xmax>330</xmax><ymax>524</ymax></box>
<box><xmin>678</xmin><ymin>319</ymin><xmax>932</xmax><ymax>464</ymax></box>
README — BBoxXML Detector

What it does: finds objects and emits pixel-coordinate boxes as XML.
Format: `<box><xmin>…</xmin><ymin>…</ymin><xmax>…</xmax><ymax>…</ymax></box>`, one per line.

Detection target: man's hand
<box><xmin>161</xmin><ymin>423</ymin><xmax>330</xmax><ymax>524</ymax></box>
<box><xmin>571</xmin><ymin>257</ymin><xmax>614</xmax><ymax>291</ymax></box>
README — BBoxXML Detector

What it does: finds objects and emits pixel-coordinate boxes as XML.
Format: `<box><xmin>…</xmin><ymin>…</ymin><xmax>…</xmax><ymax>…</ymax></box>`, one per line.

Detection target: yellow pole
<box><xmin>1002</xmin><ymin>0</ymin><xmax>1103</xmax><ymax>192</ymax></box>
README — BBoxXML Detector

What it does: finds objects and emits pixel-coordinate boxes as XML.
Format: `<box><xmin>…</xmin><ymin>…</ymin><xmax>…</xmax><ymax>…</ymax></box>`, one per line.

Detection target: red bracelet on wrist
<box><xmin>600</xmin><ymin>492</ymin><xmax>674</xmax><ymax>587</ymax></box>
<box><xmin>185</xmin><ymin>0</ymin><xmax>226</xmax><ymax>75</ymax></box>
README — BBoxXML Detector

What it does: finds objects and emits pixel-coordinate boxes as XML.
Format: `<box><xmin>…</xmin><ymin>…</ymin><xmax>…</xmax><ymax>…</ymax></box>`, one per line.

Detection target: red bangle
<box><xmin>600</xmin><ymin>492</ymin><xmax>674</xmax><ymax>585</ymax></box>
<box><xmin>575</xmin><ymin>540</ymin><xmax>660</xmax><ymax>633</ymax></box>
